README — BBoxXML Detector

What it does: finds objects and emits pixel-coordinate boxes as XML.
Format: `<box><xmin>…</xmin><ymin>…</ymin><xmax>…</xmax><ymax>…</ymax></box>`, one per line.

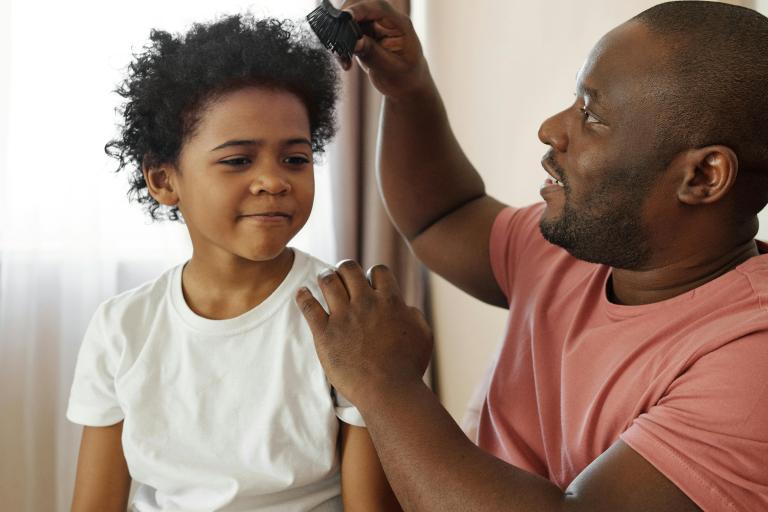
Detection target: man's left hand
<box><xmin>295</xmin><ymin>260</ymin><xmax>432</xmax><ymax>407</ymax></box>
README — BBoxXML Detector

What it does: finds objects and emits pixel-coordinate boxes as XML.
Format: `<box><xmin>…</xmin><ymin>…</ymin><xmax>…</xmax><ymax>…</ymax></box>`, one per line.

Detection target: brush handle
<box><xmin>343</xmin><ymin>12</ymin><xmax>363</xmax><ymax>39</ymax></box>
<box><xmin>323</xmin><ymin>1</ymin><xmax>362</xmax><ymax>39</ymax></box>
<box><xmin>321</xmin><ymin>0</ymin><xmax>343</xmax><ymax>17</ymax></box>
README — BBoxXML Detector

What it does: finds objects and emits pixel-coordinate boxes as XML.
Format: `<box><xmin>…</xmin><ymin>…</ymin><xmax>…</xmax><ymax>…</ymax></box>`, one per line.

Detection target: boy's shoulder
<box><xmin>293</xmin><ymin>248</ymin><xmax>334</xmax><ymax>276</ymax></box>
<box><xmin>90</xmin><ymin>251</ymin><xmax>334</xmax><ymax>331</ymax></box>
<box><xmin>95</xmin><ymin>263</ymin><xmax>180</xmax><ymax>325</ymax></box>
<box><xmin>291</xmin><ymin>248</ymin><xmax>336</xmax><ymax>295</ymax></box>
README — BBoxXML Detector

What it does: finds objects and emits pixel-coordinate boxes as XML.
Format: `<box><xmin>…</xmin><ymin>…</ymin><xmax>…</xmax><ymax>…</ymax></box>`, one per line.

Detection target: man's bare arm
<box><xmin>298</xmin><ymin>263</ymin><xmax>702</xmax><ymax>512</ymax></box>
<box><xmin>344</xmin><ymin>0</ymin><xmax>508</xmax><ymax>307</ymax></box>
<box><xmin>361</xmin><ymin>380</ymin><xmax>700</xmax><ymax>512</ymax></box>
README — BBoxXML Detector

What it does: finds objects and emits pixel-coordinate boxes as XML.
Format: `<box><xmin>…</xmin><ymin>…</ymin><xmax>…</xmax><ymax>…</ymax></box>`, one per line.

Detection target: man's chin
<box><xmin>539</xmin><ymin>201</ymin><xmax>561</xmax><ymax>222</ymax></box>
<box><xmin>538</xmin><ymin>214</ymin><xmax>566</xmax><ymax>246</ymax></box>
<box><xmin>539</xmin><ymin>217</ymin><xmax>596</xmax><ymax>262</ymax></box>
<box><xmin>538</xmin><ymin>219</ymin><xmax>650</xmax><ymax>269</ymax></box>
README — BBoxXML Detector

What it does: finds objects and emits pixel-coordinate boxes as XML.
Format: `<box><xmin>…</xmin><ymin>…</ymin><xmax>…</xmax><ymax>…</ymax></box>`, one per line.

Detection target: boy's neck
<box><xmin>181</xmin><ymin>249</ymin><xmax>295</xmax><ymax>320</ymax></box>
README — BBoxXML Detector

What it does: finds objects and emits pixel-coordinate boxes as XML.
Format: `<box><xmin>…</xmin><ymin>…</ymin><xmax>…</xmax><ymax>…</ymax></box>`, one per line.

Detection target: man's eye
<box><xmin>283</xmin><ymin>156</ymin><xmax>311</xmax><ymax>166</ymax></box>
<box><xmin>579</xmin><ymin>107</ymin><xmax>600</xmax><ymax>124</ymax></box>
<box><xmin>220</xmin><ymin>157</ymin><xmax>251</xmax><ymax>167</ymax></box>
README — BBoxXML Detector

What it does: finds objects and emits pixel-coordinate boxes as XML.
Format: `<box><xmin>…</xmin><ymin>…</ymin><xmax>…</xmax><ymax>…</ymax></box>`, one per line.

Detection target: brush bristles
<box><xmin>307</xmin><ymin>2</ymin><xmax>361</xmax><ymax>60</ymax></box>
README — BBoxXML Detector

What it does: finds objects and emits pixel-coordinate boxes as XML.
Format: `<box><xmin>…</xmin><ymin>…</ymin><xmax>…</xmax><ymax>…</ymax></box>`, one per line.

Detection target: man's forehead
<box><xmin>575</xmin><ymin>22</ymin><xmax>669</xmax><ymax>104</ymax></box>
<box><xmin>576</xmin><ymin>80</ymin><xmax>601</xmax><ymax>104</ymax></box>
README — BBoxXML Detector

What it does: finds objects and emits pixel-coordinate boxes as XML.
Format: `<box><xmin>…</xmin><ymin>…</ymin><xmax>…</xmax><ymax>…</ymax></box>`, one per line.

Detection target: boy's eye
<box><xmin>283</xmin><ymin>155</ymin><xmax>311</xmax><ymax>166</ymax></box>
<box><xmin>220</xmin><ymin>157</ymin><xmax>251</xmax><ymax>167</ymax></box>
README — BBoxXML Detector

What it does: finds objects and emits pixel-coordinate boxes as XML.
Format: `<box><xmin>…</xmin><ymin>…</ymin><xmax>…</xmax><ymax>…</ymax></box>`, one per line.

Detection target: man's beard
<box><xmin>539</xmin><ymin>172</ymin><xmax>655</xmax><ymax>270</ymax></box>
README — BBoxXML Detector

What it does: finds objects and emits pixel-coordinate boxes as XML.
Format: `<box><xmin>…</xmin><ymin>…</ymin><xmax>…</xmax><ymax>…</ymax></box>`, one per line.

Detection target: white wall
<box><xmin>0</xmin><ymin>1</ymin><xmax>9</xmax><ymax>245</ymax></box>
<box><xmin>417</xmin><ymin>0</ymin><xmax>758</xmax><ymax>421</ymax></box>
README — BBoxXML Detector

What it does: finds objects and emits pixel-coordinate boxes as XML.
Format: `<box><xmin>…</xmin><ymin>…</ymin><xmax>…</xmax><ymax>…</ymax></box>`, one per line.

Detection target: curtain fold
<box><xmin>329</xmin><ymin>0</ymin><xmax>424</xmax><ymax>308</ymax></box>
<box><xmin>327</xmin><ymin>0</ymin><xmax>429</xmax><ymax>382</ymax></box>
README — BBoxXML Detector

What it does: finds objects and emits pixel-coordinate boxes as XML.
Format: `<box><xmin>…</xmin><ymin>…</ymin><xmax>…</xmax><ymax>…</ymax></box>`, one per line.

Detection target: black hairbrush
<box><xmin>307</xmin><ymin>0</ymin><xmax>363</xmax><ymax>60</ymax></box>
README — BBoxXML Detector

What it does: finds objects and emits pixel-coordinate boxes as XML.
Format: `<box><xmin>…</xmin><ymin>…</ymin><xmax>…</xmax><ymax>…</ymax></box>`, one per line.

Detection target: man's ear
<box><xmin>143</xmin><ymin>161</ymin><xmax>180</xmax><ymax>207</ymax></box>
<box><xmin>676</xmin><ymin>145</ymin><xmax>738</xmax><ymax>205</ymax></box>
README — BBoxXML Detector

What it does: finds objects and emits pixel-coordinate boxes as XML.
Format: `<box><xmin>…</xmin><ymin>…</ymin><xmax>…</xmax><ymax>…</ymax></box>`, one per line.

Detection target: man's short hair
<box><xmin>632</xmin><ymin>1</ymin><xmax>768</xmax><ymax>214</ymax></box>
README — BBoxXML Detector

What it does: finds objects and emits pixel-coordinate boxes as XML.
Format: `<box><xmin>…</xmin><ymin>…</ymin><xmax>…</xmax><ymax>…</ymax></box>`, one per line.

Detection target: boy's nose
<box><xmin>249</xmin><ymin>170</ymin><xmax>291</xmax><ymax>195</ymax></box>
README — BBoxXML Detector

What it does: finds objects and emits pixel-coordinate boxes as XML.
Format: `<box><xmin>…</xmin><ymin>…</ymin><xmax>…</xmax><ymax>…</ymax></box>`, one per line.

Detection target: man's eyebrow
<box><xmin>210</xmin><ymin>138</ymin><xmax>312</xmax><ymax>152</ymax></box>
<box><xmin>577</xmin><ymin>84</ymin><xmax>602</xmax><ymax>105</ymax></box>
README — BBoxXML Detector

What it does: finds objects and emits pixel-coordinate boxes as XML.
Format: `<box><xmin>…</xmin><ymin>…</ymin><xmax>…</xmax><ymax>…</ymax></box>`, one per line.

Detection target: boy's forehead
<box><xmin>194</xmin><ymin>87</ymin><xmax>311</xmax><ymax>141</ymax></box>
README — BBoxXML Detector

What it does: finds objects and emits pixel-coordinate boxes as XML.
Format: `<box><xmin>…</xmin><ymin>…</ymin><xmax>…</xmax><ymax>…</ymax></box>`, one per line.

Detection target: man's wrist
<box><xmin>385</xmin><ymin>64</ymin><xmax>436</xmax><ymax>105</ymax></box>
<box><xmin>355</xmin><ymin>375</ymin><xmax>429</xmax><ymax>419</ymax></box>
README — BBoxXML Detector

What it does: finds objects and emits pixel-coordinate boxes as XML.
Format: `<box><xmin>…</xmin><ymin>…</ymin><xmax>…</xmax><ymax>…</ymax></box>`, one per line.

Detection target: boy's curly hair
<box><xmin>106</xmin><ymin>14</ymin><xmax>340</xmax><ymax>221</ymax></box>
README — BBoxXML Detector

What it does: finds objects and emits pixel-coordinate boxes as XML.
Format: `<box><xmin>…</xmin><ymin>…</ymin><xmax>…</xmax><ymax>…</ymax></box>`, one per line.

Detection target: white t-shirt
<box><xmin>67</xmin><ymin>249</ymin><xmax>364</xmax><ymax>512</ymax></box>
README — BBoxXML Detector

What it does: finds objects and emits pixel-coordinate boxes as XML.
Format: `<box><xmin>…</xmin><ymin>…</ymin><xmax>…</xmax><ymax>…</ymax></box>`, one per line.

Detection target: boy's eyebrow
<box><xmin>284</xmin><ymin>138</ymin><xmax>312</xmax><ymax>148</ymax></box>
<box><xmin>210</xmin><ymin>138</ymin><xmax>312</xmax><ymax>152</ymax></box>
<box><xmin>211</xmin><ymin>139</ymin><xmax>259</xmax><ymax>151</ymax></box>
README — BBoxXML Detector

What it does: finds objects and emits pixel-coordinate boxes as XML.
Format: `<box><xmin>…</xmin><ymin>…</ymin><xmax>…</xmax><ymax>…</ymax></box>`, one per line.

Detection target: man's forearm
<box><xmin>378</xmin><ymin>77</ymin><xmax>487</xmax><ymax>240</ymax></box>
<box><xmin>358</xmin><ymin>380</ymin><xmax>566</xmax><ymax>512</ymax></box>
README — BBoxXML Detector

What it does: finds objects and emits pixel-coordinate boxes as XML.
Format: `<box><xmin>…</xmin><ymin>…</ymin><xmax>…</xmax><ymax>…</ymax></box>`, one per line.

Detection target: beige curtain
<box><xmin>326</xmin><ymin>0</ymin><xmax>431</xmax><ymax>373</ymax></box>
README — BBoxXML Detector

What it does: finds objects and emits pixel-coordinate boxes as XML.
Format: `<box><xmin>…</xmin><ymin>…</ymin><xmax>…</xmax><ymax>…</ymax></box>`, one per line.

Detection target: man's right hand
<box><xmin>341</xmin><ymin>0</ymin><xmax>432</xmax><ymax>100</ymax></box>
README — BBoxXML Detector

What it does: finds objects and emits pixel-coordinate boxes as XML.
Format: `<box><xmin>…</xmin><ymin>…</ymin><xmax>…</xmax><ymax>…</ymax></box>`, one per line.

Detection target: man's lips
<box><xmin>541</xmin><ymin>154</ymin><xmax>565</xmax><ymax>187</ymax></box>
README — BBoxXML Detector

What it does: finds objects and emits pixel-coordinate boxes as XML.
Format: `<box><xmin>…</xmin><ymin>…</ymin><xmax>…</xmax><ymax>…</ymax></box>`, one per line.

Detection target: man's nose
<box><xmin>538</xmin><ymin>109</ymin><xmax>569</xmax><ymax>153</ymax></box>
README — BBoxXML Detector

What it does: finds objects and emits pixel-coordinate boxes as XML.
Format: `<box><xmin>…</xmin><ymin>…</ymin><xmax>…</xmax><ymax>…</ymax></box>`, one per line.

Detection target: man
<box><xmin>296</xmin><ymin>1</ymin><xmax>768</xmax><ymax>510</ymax></box>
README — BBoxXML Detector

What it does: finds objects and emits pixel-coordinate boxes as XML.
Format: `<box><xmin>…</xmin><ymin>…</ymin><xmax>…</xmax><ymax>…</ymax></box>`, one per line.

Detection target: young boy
<box><xmin>67</xmin><ymin>14</ymin><xmax>400</xmax><ymax>511</ymax></box>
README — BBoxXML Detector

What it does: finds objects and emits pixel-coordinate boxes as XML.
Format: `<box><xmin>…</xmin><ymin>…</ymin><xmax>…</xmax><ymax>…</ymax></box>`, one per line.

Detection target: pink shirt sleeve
<box><xmin>489</xmin><ymin>204</ymin><xmax>546</xmax><ymax>300</ymax></box>
<box><xmin>621</xmin><ymin>333</ymin><xmax>768</xmax><ymax>511</ymax></box>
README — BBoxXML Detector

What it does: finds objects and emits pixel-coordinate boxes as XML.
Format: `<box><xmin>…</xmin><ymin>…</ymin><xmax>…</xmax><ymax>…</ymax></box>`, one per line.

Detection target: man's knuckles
<box><xmin>336</xmin><ymin>259</ymin><xmax>364</xmax><ymax>277</ymax></box>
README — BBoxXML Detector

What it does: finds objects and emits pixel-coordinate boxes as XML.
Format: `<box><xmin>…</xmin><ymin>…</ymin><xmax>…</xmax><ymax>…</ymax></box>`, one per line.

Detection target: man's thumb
<box><xmin>354</xmin><ymin>34</ymin><xmax>398</xmax><ymax>73</ymax></box>
<box><xmin>295</xmin><ymin>288</ymin><xmax>328</xmax><ymax>335</ymax></box>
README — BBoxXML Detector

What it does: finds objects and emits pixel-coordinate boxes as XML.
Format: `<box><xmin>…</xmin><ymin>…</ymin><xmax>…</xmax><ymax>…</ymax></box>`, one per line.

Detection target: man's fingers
<box><xmin>371</xmin><ymin>20</ymin><xmax>402</xmax><ymax>37</ymax></box>
<box><xmin>342</xmin><ymin>0</ymin><xmax>401</xmax><ymax>24</ymax></box>
<box><xmin>318</xmin><ymin>270</ymin><xmax>350</xmax><ymax>313</ymax></box>
<box><xmin>335</xmin><ymin>260</ymin><xmax>370</xmax><ymax>300</ymax></box>
<box><xmin>379</xmin><ymin>36</ymin><xmax>405</xmax><ymax>52</ymax></box>
<box><xmin>353</xmin><ymin>34</ymin><xmax>401</xmax><ymax>71</ymax></box>
<box><xmin>366</xmin><ymin>264</ymin><xmax>401</xmax><ymax>297</ymax></box>
<box><xmin>295</xmin><ymin>287</ymin><xmax>329</xmax><ymax>335</ymax></box>
<box><xmin>339</xmin><ymin>0</ymin><xmax>368</xmax><ymax>11</ymax></box>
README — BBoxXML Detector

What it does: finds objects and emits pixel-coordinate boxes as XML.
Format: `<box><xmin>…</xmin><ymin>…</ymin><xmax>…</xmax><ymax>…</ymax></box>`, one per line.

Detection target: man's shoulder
<box><xmin>495</xmin><ymin>202</ymin><xmax>573</xmax><ymax>257</ymax></box>
<box><xmin>735</xmin><ymin>245</ymin><xmax>768</xmax><ymax>306</ymax></box>
<box><xmin>492</xmin><ymin>202</ymin><xmax>594</xmax><ymax>278</ymax></box>
<box><xmin>497</xmin><ymin>202</ymin><xmax>547</xmax><ymax>236</ymax></box>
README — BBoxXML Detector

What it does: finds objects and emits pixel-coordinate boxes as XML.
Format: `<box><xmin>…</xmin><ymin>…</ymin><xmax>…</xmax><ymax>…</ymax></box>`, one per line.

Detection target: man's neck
<box><xmin>609</xmin><ymin>239</ymin><xmax>760</xmax><ymax>305</ymax></box>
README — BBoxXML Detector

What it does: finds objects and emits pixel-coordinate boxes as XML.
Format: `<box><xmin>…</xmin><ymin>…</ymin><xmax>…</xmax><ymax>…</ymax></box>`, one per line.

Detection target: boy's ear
<box><xmin>143</xmin><ymin>162</ymin><xmax>180</xmax><ymax>207</ymax></box>
<box><xmin>676</xmin><ymin>145</ymin><xmax>738</xmax><ymax>205</ymax></box>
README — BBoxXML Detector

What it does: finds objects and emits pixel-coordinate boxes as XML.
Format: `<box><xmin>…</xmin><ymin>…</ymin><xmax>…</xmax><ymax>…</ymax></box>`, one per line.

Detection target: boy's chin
<box><xmin>237</xmin><ymin>244</ymin><xmax>292</xmax><ymax>264</ymax></box>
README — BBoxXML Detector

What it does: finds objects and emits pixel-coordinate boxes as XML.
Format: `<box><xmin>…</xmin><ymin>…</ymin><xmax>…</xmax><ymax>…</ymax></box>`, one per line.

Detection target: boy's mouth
<box><xmin>239</xmin><ymin>211</ymin><xmax>292</xmax><ymax>218</ymax></box>
<box><xmin>238</xmin><ymin>211</ymin><xmax>293</xmax><ymax>225</ymax></box>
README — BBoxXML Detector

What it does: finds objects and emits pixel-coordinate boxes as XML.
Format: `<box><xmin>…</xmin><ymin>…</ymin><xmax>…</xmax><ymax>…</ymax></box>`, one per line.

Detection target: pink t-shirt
<box><xmin>477</xmin><ymin>204</ymin><xmax>768</xmax><ymax>511</ymax></box>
